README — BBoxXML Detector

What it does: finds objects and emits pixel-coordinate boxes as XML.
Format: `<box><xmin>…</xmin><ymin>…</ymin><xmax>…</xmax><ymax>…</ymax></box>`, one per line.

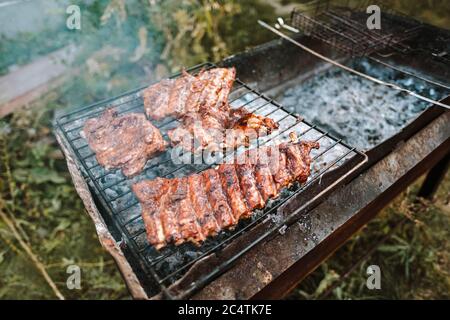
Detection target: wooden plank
<box><xmin>0</xmin><ymin>45</ymin><xmax>77</xmax><ymax>117</ymax></box>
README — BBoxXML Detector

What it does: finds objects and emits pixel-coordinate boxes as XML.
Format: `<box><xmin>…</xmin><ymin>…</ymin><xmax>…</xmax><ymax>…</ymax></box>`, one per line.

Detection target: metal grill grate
<box><xmin>290</xmin><ymin>1</ymin><xmax>422</xmax><ymax>57</ymax></box>
<box><xmin>54</xmin><ymin>62</ymin><xmax>368</xmax><ymax>299</ymax></box>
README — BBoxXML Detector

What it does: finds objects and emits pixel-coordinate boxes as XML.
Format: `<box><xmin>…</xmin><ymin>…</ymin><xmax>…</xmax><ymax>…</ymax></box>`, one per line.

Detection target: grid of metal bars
<box><xmin>288</xmin><ymin>2</ymin><xmax>450</xmax><ymax>67</ymax></box>
<box><xmin>55</xmin><ymin>62</ymin><xmax>367</xmax><ymax>299</ymax></box>
<box><xmin>290</xmin><ymin>1</ymin><xmax>422</xmax><ymax>57</ymax></box>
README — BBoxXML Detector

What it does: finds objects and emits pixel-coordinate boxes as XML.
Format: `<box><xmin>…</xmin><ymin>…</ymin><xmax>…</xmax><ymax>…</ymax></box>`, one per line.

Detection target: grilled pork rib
<box><xmin>82</xmin><ymin>67</ymin><xmax>278</xmax><ymax>176</ymax></box>
<box><xmin>81</xmin><ymin>109</ymin><xmax>166</xmax><ymax>177</ymax></box>
<box><xmin>132</xmin><ymin>138</ymin><xmax>319</xmax><ymax>249</ymax></box>
<box><xmin>143</xmin><ymin>67</ymin><xmax>279</xmax><ymax>152</ymax></box>
<box><xmin>188</xmin><ymin>174</ymin><xmax>221</xmax><ymax>236</ymax></box>
<box><xmin>143</xmin><ymin>68</ymin><xmax>235</xmax><ymax>120</ymax></box>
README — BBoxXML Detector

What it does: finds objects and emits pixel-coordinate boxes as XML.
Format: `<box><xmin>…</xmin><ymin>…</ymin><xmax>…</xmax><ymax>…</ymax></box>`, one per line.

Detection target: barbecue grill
<box><xmin>54</xmin><ymin>61</ymin><xmax>367</xmax><ymax>299</ymax></box>
<box><xmin>54</xmin><ymin>3</ymin><xmax>450</xmax><ymax>299</ymax></box>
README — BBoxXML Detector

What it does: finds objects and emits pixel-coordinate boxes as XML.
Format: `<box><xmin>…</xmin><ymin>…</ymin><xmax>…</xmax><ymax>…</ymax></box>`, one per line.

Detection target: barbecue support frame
<box><xmin>417</xmin><ymin>151</ymin><xmax>450</xmax><ymax>199</ymax></box>
<box><xmin>190</xmin><ymin>38</ymin><xmax>450</xmax><ymax>298</ymax></box>
<box><xmin>54</xmin><ymin>105</ymin><xmax>449</xmax><ymax>300</ymax></box>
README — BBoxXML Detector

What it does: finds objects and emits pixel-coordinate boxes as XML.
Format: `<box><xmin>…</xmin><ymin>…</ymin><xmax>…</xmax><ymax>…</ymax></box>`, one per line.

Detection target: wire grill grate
<box><xmin>55</xmin><ymin>62</ymin><xmax>367</xmax><ymax>299</ymax></box>
<box><xmin>290</xmin><ymin>1</ymin><xmax>423</xmax><ymax>57</ymax></box>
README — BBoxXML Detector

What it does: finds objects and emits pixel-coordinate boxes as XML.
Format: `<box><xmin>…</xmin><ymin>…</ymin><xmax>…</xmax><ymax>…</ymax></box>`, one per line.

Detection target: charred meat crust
<box><xmin>202</xmin><ymin>169</ymin><xmax>236</xmax><ymax>229</ymax></box>
<box><xmin>81</xmin><ymin>109</ymin><xmax>166</xmax><ymax>177</ymax></box>
<box><xmin>142</xmin><ymin>79</ymin><xmax>174</xmax><ymax>121</ymax></box>
<box><xmin>188</xmin><ymin>174</ymin><xmax>221</xmax><ymax>236</ymax></box>
<box><xmin>174</xmin><ymin>177</ymin><xmax>205</xmax><ymax>245</ymax></box>
<box><xmin>132</xmin><ymin>178</ymin><xmax>169</xmax><ymax>249</ymax></box>
<box><xmin>143</xmin><ymin>68</ymin><xmax>234</xmax><ymax>121</ymax></box>
<box><xmin>143</xmin><ymin>67</ymin><xmax>278</xmax><ymax>152</ymax></box>
<box><xmin>133</xmin><ymin>140</ymin><xmax>319</xmax><ymax>249</ymax></box>
<box><xmin>235</xmin><ymin>163</ymin><xmax>265</xmax><ymax>210</ymax></box>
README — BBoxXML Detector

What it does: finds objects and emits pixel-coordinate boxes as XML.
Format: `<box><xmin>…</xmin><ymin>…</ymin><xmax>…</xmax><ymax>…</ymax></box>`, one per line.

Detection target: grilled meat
<box><xmin>173</xmin><ymin>177</ymin><xmax>205</xmax><ymax>245</ymax></box>
<box><xmin>251</xmin><ymin>149</ymin><xmax>278</xmax><ymax>202</ymax></box>
<box><xmin>202</xmin><ymin>169</ymin><xmax>236</xmax><ymax>228</ymax></box>
<box><xmin>81</xmin><ymin>109</ymin><xmax>166</xmax><ymax>177</ymax></box>
<box><xmin>229</xmin><ymin>108</ymin><xmax>278</xmax><ymax>136</ymax></box>
<box><xmin>272</xmin><ymin>149</ymin><xmax>292</xmax><ymax>190</ymax></box>
<box><xmin>218</xmin><ymin>164</ymin><xmax>249</xmax><ymax>220</ymax></box>
<box><xmin>160</xmin><ymin>179</ymin><xmax>184</xmax><ymax>244</ymax></box>
<box><xmin>131</xmin><ymin>178</ymin><xmax>168</xmax><ymax>249</ymax></box>
<box><xmin>132</xmin><ymin>137</ymin><xmax>319</xmax><ymax>249</ymax></box>
<box><xmin>143</xmin><ymin>68</ymin><xmax>235</xmax><ymax>121</ymax></box>
<box><xmin>235</xmin><ymin>163</ymin><xmax>265</xmax><ymax>210</ymax></box>
<box><xmin>143</xmin><ymin>67</ymin><xmax>279</xmax><ymax>152</ymax></box>
<box><xmin>167</xmin><ymin>106</ymin><xmax>279</xmax><ymax>152</ymax></box>
<box><xmin>188</xmin><ymin>174</ymin><xmax>221</xmax><ymax>236</ymax></box>
<box><xmin>141</xmin><ymin>79</ymin><xmax>174</xmax><ymax>120</ymax></box>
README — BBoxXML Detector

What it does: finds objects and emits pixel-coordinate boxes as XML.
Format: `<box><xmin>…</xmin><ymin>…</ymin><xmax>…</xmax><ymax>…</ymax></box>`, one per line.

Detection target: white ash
<box><xmin>278</xmin><ymin>58</ymin><xmax>448</xmax><ymax>150</ymax></box>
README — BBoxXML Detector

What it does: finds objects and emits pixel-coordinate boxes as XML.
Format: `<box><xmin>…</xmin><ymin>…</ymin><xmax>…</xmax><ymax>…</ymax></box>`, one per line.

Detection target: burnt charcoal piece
<box><xmin>218</xmin><ymin>164</ymin><xmax>249</xmax><ymax>220</ymax></box>
<box><xmin>81</xmin><ymin>109</ymin><xmax>166</xmax><ymax>177</ymax></box>
<box><xmin>132</xmin><ymin>138</ymin><xmax>319</xmax><ymax>249</ymax></box>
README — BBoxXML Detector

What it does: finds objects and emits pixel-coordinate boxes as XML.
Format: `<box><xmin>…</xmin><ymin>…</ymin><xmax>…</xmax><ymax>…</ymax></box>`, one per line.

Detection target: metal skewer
<box><xmin>369</xmin><ymin>55</ymin><xmax>450</xmax><ymax>90</ymax></box>
<box><xmin>258</xmin><ymin>19</ymin><xmax>450</xmax><ymax>110</ymax></box>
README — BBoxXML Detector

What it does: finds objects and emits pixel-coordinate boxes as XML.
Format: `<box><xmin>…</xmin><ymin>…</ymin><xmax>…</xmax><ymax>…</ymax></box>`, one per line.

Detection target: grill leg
<box><xmin>417</xmin><ymin>151</ymin><xmax>450</xmax><ymax>200</ymax></box>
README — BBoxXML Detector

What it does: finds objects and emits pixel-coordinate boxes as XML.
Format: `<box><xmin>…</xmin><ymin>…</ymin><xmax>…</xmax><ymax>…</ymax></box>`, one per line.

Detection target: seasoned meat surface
<box><xmin>159</xmin><ymin>179</ymin><xmax>182</xmax><ymax>245</ymax></box>
<box><xmin>167</xmin><ymin>106</ymin><xmax>279</xmax><ymax>152</ymax></box>
<box><xmin>251</xmin><ymin>148</ymin><xmax>278</xmax><ymax>202</ymax></box>
<box><xmin>143</xmin><ymin>67</ymin><xmax>278</xmax><ymax>152</ymax></box>
<box><xmin>132</xmin><ymin>178</ymin><xmax>169</xmax><ymax>249</ymax></box>
<box><xmin>270</xmin><ymin>145</ymin><xmax>292</xmax><ymax>190</ymax></box>
<box><xmin>142</xmin><ymin>79</ymin><xmax>174</xmax><ymax>120</ymax></box>
<box><xmin>235</xmin><ymin>163</ymin><xmax>265</xmax><ymax>210</ymax></box>
<box><xmin>132</xmin><ymin>138</ymin><xmax>319</xmax><ymax>249</ymax></box>
<box><xmin>218</xmin><ymin>164</ymin><xmax>249</xmax><ymax>220</ymax></box>
<box><xmin>143</xmin><ymin>68</ymin><xmax>234</xmax><ymax>120</ymax></box>
<box><xmin>174</xmin><ymin>177</ymin><xmax>205</xmax><ymax>245</ymax></box>
<box><xmin>81</xmin><ymin>109</ymin><xmax>166</xmax><ymax>177</ymax></box>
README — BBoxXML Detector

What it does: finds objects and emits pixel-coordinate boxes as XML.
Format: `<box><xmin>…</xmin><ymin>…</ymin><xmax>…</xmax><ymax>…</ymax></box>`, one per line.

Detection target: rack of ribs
<box><xmin>143</xmin><ymin>67</ymin><xmax>279</xmax><ymax>152</ymax></box>
<box><xmin>143</xmin><ymin>68</ymin><xmax>235</xmax><ymax>120</ymax></box>
<box><xmin>81</xmin><ymin>109</ymin><xmax>167</xmax><ymax>177</ymax></box>
<box><xmin>132</xmin><ymin>137</ymin><xmax>319</xmax><ymax>249</ymax></box>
